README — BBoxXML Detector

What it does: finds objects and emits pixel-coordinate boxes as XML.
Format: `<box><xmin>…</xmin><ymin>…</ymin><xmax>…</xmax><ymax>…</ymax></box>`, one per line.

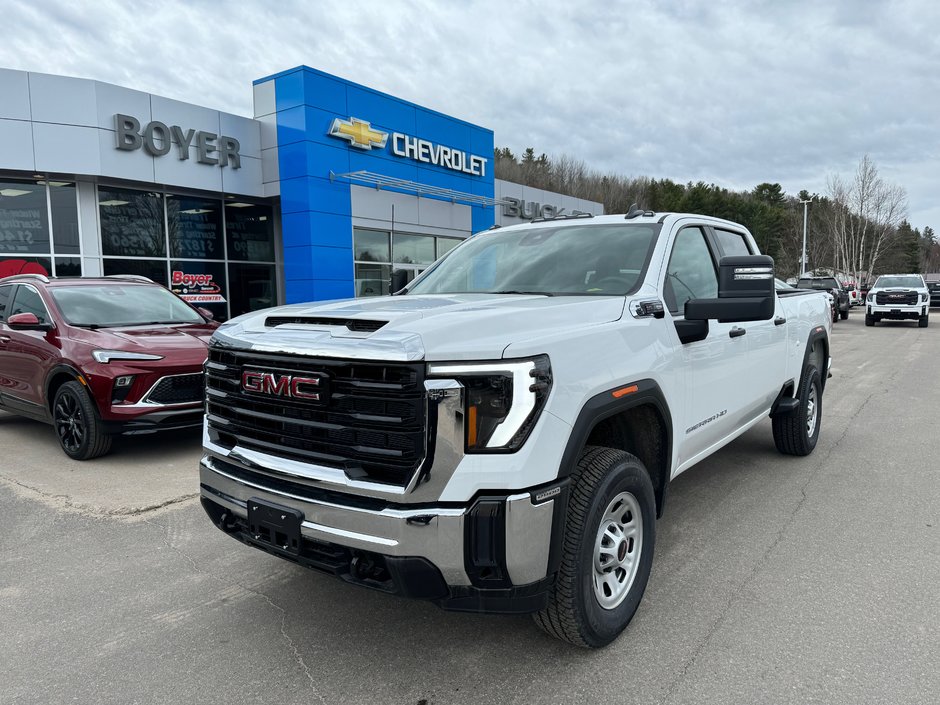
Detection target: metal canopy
<box><xmin>330</xmin><ymin>170</ymin><xmax>508</xmax><ymax>208</ymax></box>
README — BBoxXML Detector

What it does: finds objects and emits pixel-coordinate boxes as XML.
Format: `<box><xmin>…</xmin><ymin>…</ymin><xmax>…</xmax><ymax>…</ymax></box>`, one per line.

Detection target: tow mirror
<box><xmin>197</xmin><ymin>307</ymin><xmax>214</xmax><ymax>321</ymax></box>
<box><xmin>390</xmin><ymin>269</ymin><xmax>410</xmax><ymax>294</ymax></box>
<box><xmin>685</xmin><ymin>255</ymin><xmax>775</xmax><ymax>323</ymax></box>
<box><xmin>7</xmin><ymin>312</ymin><xmax>52</xmax><ymax>331</ymax></box>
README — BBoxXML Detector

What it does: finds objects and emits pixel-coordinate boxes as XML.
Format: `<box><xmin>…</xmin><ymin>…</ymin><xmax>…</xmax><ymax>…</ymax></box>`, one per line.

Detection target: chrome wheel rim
<box><xmin>592</xmin><ymin>491</ymin><xmax>643</xmax><ymax>610</ymax></box>
<box><xmin>54</xmin><ymin>392</ymin><xmax>85</xmax><ymax>453</ymax></box>
<box><xmin>806</xmin><ymin>384</ymin><xmax>818</xmax><ymax>438</ymax></box>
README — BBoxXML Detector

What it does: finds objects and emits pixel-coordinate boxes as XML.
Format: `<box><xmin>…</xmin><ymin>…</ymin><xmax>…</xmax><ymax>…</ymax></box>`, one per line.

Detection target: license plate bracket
<box><xmin>247</xmin><ymin>498</ymin><xmax>303</xmax><ymax>555</ymax></box>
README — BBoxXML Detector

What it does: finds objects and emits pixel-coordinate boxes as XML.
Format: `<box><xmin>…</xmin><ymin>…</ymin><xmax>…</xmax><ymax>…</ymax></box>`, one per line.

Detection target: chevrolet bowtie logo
<box><xmin>328</xmin><ymin>117</ymin><xmax>388</xmax><ymax>150</ymax></box>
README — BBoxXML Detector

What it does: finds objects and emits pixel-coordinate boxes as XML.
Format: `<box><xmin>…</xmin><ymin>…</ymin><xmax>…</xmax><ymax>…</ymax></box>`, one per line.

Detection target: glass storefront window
<box><xmin>99</xmin><ymin>187</ymin><xmax>166</xmax><ymax>258</ymax></box>
<box><xmin>0</xmin><ymin>256</ymin><xmax>52</xmax><ymax>279</ymax></box>
<box><xmin>170</xmin><ymin>260</ymin><xmax>228</xmax><ymax>321</ymax></box>
<box><xmin>228</xmin><ymin>262</ymin><xmax>276</xmax><ymax>318</ymax></box>
<box><xmin>392</xmin><ymin>233</ymin><xmax>436</xmax><ymax>265</ymax></box>
<box><xmin>355</xmin><ymin>263</ymin><xmax>390</xmax><ymax>297</ymax></box>
<box><xmin>226</xmin><ymin>202</ymin><xmax>274</xmax><ymax>262</ymax></box>
<box><xmin>49</xmin><ymin>182</ymin><xmax>80</xmax><ymax>255</ymax></box>
<box><xmin>54</xmin><ymin>257</ymin><xmax>82</xmax><ymax>277</ymax></box>
<box><xmin>167</xmin><ymin>195</ymin><xmax>223</xmax><ymax>259</ymax></box>
<box><xmin>354</xmin><ymin>229</ymin><xmax>390</xmax><ymax>262</ymax></box>
<box><xmin>436</xmin><ymin>237</ymin><xmax>461</xmax><ymax>258</ymax></box>
<box><xmin>102</xmin><ymin>258</ymin><xmax>169</xmax><ymax>287</ymax></box>
<box><xmin>0</xmin><ymin>179</ymin><xmax>50</xmax><ymax>254</ymax></box>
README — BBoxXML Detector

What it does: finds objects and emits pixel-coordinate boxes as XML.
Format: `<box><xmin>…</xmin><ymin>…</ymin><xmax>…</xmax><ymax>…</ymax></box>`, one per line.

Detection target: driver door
<box><xmin>662</xmin><ymin>226</ymin><xmax>744</xmax><ymax>469</ymax></box>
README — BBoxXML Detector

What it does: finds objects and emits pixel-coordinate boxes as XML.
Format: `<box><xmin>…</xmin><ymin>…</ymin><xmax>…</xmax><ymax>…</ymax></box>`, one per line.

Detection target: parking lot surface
<box><xmin>2</xmin><ymin>314</ymin><xmax>938</xmax><ymax>705</ymax></box>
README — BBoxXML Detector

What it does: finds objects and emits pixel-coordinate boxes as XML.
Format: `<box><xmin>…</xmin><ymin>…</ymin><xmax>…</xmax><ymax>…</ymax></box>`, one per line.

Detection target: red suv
<box><xmin>0</xmin><ymin>274</ymin><xmax>218</xmax><ymax>460</ymax></box>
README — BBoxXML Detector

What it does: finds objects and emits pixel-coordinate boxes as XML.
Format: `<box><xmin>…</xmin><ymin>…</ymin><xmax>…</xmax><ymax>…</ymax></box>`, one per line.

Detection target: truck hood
<box><xmin>212</xmin><ymin>294</ymin><xmax>626</xmax><ymax>361</ymax></box>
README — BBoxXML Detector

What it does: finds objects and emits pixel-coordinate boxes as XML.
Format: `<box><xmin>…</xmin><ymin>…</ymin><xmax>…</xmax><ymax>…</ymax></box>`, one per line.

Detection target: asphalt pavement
<box><xmin>1</xmin><ymin>311</ymin><xmax>937</xmax><ymax>705</ymax></box>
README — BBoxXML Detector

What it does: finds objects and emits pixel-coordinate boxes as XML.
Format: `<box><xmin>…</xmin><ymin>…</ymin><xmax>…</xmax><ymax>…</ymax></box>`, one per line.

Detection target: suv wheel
<box><xmin>53</xmin><ymin>381</ymin><xmax>113</xmax><ymax>460</ymax></box>
<box><xmin>533</xmin><ymin>447</ymin><xmax>655</xmax><ymax>648</ymax></box>
<box><xmin>772</xmin><ymin>365</ymin><xmax>822</xmax><ymax>456</ymax></box>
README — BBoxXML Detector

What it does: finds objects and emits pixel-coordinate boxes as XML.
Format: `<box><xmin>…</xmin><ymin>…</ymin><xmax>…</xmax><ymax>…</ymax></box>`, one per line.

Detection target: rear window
<box><xmin>797</xmin><ymin>278</ymin><xmax>838</xmax><ymax>290</ymax></box>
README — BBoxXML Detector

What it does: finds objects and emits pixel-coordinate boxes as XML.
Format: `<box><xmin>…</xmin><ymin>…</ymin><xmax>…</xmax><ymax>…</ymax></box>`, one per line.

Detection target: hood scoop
<box><xmin>265</xmin><ymin>316</ymin><xmax>388</xmax><ymax>333</ymax></box>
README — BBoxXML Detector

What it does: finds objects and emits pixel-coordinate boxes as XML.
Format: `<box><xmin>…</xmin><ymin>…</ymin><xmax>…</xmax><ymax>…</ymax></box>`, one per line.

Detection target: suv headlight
<box><xmin>92</xmin><ymin>350</ymin><xmax>164</xmax><ymax>363</ymax></box>
<box><xmin>427</xmin><ymin>355</ymin><xmax>552</xmax><ymax>452</ymax></box>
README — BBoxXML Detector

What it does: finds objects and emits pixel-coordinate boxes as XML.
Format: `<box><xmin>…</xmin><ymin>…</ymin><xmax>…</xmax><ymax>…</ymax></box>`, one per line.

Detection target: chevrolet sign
<box><xmin>328</xmin><ymin>116</ymin><xmax>487</xmax><ymax>177</ymax></box>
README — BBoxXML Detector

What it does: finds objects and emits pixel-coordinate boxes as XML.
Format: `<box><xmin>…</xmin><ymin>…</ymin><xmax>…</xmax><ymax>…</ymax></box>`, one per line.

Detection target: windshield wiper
<box><xmin>491</xmin><ymin>290</ymin><xmax>555</xmax><ymax>296</ymax></box>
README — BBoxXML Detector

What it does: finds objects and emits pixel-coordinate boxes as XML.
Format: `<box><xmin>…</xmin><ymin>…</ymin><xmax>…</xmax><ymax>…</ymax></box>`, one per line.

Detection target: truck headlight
<box><xmin>427</xmin><ymin>355</ymin><xmax>552</xmax><ymax>452</ymax></box>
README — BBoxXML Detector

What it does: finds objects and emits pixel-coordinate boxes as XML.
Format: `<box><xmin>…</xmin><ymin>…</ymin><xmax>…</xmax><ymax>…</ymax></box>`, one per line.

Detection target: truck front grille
<box><xmin>876</xmin><ymin>292</ymin><xmax>918</xmax><ymax>305</ymax></box>
<box><xmin>204</xmin><ymin>348</ymin><xmax>426</xmax><ymax>486</ymax></box>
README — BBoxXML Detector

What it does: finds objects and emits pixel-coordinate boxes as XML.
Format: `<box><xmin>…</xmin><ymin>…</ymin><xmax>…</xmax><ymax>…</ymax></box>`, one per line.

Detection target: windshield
<box><xmin>797</xmin><ymin>278</ymin><xmax>838</xmax><ymax>290</ymax></box>
<box><xmin>51</xmin><ymin>285</ymin><xmax>203</xmax><ymax>327</ymax></box>
<box><xmin>874</xmin><ymin>275</ymin><xmax>923</xmax><ymax>288</ymax></box>
<box><xmin>406</xmin><ymin>223</ymin><xmax>659</xmax><ymax>296</ymax></box>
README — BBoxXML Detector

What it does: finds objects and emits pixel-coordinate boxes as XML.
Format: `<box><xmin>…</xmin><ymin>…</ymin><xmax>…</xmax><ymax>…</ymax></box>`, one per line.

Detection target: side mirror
<box><xmin>7</xmin><ymin>312</ymin><xmax>52</xmax><ymax>331</ymax></box>
<box><xmin>685</xmin><ymin>255</ymin><xmax>775</xmax><ymax>323</ymax></box>
<box><xmin>197</xmin><ymin>307</ymin><xmax>214</xmax><ymax>321</ymax></box>
<box><xmin>390</xmin><ymin>269</ymin><xmax>410</xmax><ymax>294</ymax></box>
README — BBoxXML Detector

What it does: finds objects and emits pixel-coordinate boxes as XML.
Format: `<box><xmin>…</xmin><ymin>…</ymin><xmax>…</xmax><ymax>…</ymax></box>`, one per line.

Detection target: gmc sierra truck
<box><xmin>864</xmin><ymin>274</ymin><xmax>930</xmax><ymax>327</ymax></box>
<box><xmin>199</xmin><ymin>211</ymin><xmax>832</xmax><ymax>648</ymax></box>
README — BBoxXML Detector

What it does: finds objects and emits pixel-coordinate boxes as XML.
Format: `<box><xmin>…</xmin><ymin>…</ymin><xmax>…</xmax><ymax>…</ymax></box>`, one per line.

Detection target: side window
<box><xmin>714</xmin><ymin>229</ymin><xmax>752</xmax><ymax>257</ymax></box>
<box><xmin>664</xmin><ymin>227</ymin><xmax>718</xmax><ymax>314</ymax></box>
<box><xmin>10</xmin><ymin>286</ymin><xmax>50</xmax><ymax>325</ymax></box>
<box><xmin>0</xmin><ymin>285</ymin><xmax>12</xmax><ymax>322</ymax></box>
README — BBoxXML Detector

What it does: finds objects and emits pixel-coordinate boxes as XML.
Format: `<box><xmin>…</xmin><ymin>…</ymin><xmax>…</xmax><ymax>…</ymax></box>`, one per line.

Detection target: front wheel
<box><xmin>865</xmin><ymin>314</ymin><xmax>875</xmax><ymax>327</ymax></box>
<box><xmin>772</xmin><ymin>366</ymin><xmax>822</xmax><ymax>456</ymax></box>
<box><xmin>533</xmin><ymin>447</ymin><xmax>656</xmax><ymax>648</ymax></box>
<box><xmin>53</xmin><ymin>381</ymin><xmax>112</xmax><ymax>460</ymax></box>
<box><xmin>919</xmin><ymin>315</ymin><xmax>929</xmax><ymax>328</ymax></box>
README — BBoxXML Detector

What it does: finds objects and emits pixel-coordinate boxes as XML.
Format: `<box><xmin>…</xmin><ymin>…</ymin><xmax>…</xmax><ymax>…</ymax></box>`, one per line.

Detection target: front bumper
<box><xmin>101</xmin><ymin>404</ymin><xmax>204</xmax><ymax>434</ymax></box>
<box><xmin>199</xmin><ymin>454</ymin><xmax>566</xmax><ymax>613</ymax></box>
<box><xmin>868</xmin><ymin>303</ymin><xmax>926</xmax><ymax>320</ymax></box>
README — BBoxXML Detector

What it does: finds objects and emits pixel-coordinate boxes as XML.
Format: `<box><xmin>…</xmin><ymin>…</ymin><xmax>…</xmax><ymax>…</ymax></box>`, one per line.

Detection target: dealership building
<box><xmin>0</xmin><ymin>66</ymin><xmax>602</xmax><ymax>319</ymax></box>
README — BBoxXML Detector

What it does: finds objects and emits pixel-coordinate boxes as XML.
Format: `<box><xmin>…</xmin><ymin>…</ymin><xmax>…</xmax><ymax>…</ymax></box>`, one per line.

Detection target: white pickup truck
<box><xmin>864</xmin><ymin>273</ymin><xmax>930</xmax><ymax>327</ymax></box>
<box><xmin>199</xmin><ymin>211</ymin><xmax>832</xmax><ymax>647</ymax></box>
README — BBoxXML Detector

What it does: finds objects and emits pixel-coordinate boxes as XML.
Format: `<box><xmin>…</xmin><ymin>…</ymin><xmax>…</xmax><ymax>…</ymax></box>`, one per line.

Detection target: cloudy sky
<box><xmin>3</xmin><ymin>0</ymin><xmax>938</xmax><ymax>229</ymax></box>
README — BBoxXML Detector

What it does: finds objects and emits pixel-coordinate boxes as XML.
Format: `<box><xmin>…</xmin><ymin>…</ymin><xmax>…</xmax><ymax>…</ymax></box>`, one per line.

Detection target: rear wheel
<box><xmin>772</xmin><ymin>366</ymin><xmax>822</xmax><ymax>456</ymax></box>
<box><xmin>839</xmin><ymin>307</ymin><xmax>849</xmax><ymax>320</ymax></box>
<box><xmin>533</xmin><ymin>447</ymin><xmax>656</xmax><ymax>648</ymax></box>
<box><xmin>53</xmin><ymin>381</ymin><xmax>112</xmax><ymax>460</ymax></box>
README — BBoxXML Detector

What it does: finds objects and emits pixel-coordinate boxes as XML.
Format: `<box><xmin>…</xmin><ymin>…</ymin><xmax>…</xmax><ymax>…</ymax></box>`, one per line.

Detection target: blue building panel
<box><xmin>346</xmin><ymin>85</ymin><xmax>418</xmax><ymax>136</ymax></box>
<box><xmin>261</xmin><ymin>65</ymin><xmax>495</xmax><ymax>302</ymax></box>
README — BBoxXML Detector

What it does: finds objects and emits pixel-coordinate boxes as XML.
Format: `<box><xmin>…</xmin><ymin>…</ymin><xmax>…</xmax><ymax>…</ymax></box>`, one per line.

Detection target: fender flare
<box><xmin>557</xmin><ymin>378</ymin><xmax>673</xmax><ymax>517</ymax></box>
<box><xmin>800</xmin><ymin>326</ymin><xmax>830</xmax><ymax>393</ymax></box>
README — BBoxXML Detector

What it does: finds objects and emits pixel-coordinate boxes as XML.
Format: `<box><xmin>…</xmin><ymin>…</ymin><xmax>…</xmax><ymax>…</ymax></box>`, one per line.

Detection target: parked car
<box><xmin>865</xmin><ymin>274</ymin><xmax>930</xmax><ymax>327</ymax></box>
<box><xmin>843</xmin><ymin>280</ymin><xmax>861</xmax><ymax>306</ymax></box>
<box><xmin>199</xmin><ymin>212</ymin><xmax>833</xmax><ymax>648</ymax></box>
<box><xmin>797</xmin><ymin>276</ymin><xmax>849</xmax><ymax>321</ymax></box>
<box><xmin>0</xmin><ymin>274</ymin><xmax>218</xmax><ymax>459</ymax></box>
<box><xmin>926</xmin><ymin>277</ymin><xmax>940</xmax><ymax>308</ymax></box>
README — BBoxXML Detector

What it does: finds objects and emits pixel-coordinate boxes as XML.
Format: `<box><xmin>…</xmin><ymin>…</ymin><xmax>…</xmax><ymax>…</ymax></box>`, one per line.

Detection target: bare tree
<box><xmin>824</xmin><ymin>155</ymin><xmax>907</xmax><ymax>283</ymax></box>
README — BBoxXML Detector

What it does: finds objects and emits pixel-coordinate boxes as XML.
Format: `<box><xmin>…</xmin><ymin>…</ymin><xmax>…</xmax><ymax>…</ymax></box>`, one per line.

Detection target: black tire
<box><xmin>865</xmin><ymin>314</ymin><xmax>875</xmax><ymax>327</ymax></box>
<box><xmin>839</xmin><ymin>308</ymin><xmax>849</xmax><ymax>320</ymax></box>
<box><xmin>533</xmin><ymin>447</ymin><xmax>656</xmax><ymax>648</ymax></box>
<box><xmin>52</xmin><ymin>381</ymin><xmax>112</xmax><ymax>460</ymax></box>
<box><xmin>919</xmin><ymin>315</ymin><xmax>929</xmax><ymax>328</ymax></box>
<box><xmin>772</xmin><ymin>366</ymin><xmax>822</xmax><ymax>456</ymax></box>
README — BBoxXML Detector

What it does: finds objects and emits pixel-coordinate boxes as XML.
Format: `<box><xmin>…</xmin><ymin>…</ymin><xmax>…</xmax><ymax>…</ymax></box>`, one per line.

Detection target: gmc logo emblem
<box><xmin>241</xmin><ymin>370</ymin><xmax>323</xmax><ymax>400</ymax></box>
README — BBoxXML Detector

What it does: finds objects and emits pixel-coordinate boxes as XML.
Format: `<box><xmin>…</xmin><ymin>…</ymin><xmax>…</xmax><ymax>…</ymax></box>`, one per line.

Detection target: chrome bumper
<box><xmin>200</xmin><ymin>455</ymin><xmax>558</xmax><ymax>588</ymax></box>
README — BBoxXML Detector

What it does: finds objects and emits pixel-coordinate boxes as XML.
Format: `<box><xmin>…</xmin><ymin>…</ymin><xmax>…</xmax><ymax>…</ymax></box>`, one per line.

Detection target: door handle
<box><xmin>774</xmin><ymin>316</ymin><xmax>787</xmax><ymax>326</ymax></box>
<box><xmin>729</xmin><ymin>327</ymin><xmax>746</xmax><ymax>338</ymax></box>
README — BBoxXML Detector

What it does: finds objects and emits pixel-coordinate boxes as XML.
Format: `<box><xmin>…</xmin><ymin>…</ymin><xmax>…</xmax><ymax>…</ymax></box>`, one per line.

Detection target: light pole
<box><xmin>799</xmin><ymin>194</ymin><xmax>817</xmax><ymax>277</ymax></box>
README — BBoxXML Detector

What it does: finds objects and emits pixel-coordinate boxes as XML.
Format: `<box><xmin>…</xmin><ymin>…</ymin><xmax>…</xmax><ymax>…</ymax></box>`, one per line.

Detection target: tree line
<box><xmin>494</xmin><ymin>147</ymin><xmax>938</xmax><ymax>282</ymax></box>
